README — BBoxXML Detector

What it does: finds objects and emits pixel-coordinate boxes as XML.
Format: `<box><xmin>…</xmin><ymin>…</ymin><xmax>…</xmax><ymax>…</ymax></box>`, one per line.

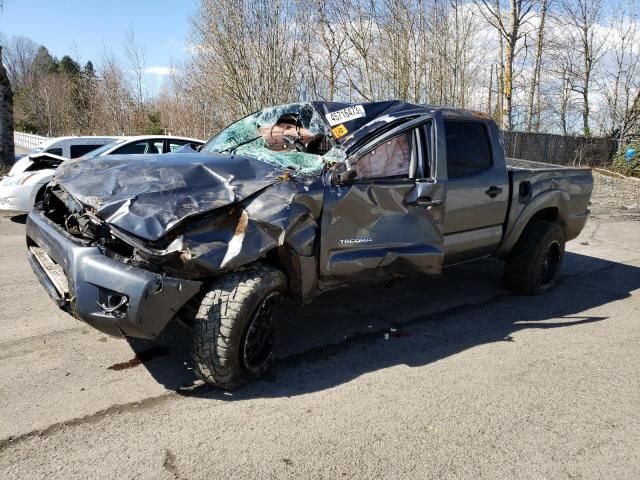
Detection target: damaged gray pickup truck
<box><xmin>26</xmin><ymin>101</ymin><xmax>593</xmax><ymax>388</ymax></box>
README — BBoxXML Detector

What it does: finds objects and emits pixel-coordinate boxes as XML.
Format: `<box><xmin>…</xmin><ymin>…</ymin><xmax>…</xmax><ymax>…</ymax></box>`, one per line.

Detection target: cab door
<box><xmin>442</xmin><ymin>119</ymin><xmax>509</xmax><ymax>263</ymax></box>
<box><xmin>319</xmin><ymin>114</ymin><xmax>448</xmax><ymax>288</ymax></box>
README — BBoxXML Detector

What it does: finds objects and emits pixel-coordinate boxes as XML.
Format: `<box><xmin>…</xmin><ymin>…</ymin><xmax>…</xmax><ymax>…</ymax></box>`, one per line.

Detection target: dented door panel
<box><xmin>319</xmin><ymin>180</ymin><xmax>445</xmax><ymax>288</ymax></box>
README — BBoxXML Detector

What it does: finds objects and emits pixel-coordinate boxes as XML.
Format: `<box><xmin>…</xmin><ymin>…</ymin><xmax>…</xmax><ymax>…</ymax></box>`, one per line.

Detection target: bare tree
<box><xmin>96</xmin><ymin>52</ymin><xmax>133</xmax><ymax>135</ymax></box>
<box><xmin>426</xmin><ymin>0</ymin><xmax>485</xmax><ymax>107</ymax></box>
<box><xmin>475</xmin><ymin>0</ymin><xmax>535</xmax><ymax>130</ymax></box>
<box><xmin>1</xmin><ymin>35</ymin><xmax>38</xmax><ymax>89</ymax></box>
<box><xmin>601</xmin><ymin>1</ymin><xmax>640</xmax><ymax>142</ymax></box>
<box><xmin>330</xmin><ymin>0</ymin><xmax>380</xmax><ymax>101</ymax></box>
<box><xmin>190</xmin><ymin>0</ymin><xmax>304</xmax><ymax>120</ymax></box>
<box><xmin>300</xmin><ymin>0</ymin><xmax>349</xmax><ymax>101</ymax></box>
<box><xmin>543</xmin><ymin>23</ymin><xmax>582</xmax><ymax>136</ymax></box>
<box><xmin>561</xmin><ymin>0</ymin><xmax>604</xmax><ymax>137</ymax></box>
<box><xmin>379</xmin><ymin>0</ymin><xmax>416</xmax><ymax>101</ymax></box>
<box><xmin>124</xmin><ymin>29</ymin><xmax>146</xmax><ymax>132</ymax></box>
<box><xmin>155</xmin><ymin>61</ymin><xmax>211</xmax><ymax>139</ymax></box>
<box><xmin>525</xmin><ymin>0</ymin><xmax>548</xmax><ymax>131</ymax></box>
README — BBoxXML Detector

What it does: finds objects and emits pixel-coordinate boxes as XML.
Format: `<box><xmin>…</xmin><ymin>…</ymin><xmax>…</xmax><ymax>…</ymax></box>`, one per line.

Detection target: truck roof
<box><xmin>311</xmin><ymin>101</ymin><xmax>492</xmax><ymax>150</ymax></box>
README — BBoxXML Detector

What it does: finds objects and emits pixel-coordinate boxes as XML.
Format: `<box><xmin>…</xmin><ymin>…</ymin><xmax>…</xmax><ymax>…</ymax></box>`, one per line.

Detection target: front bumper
<box><xmin>0</xmin><ymin>182</ymin><xmax>35</xmax><ymax>213</ymax></box>
<box><xmin>26</xmin><ymin>209</ymin><xmax>202</xmax><ymax>339</ymax></box>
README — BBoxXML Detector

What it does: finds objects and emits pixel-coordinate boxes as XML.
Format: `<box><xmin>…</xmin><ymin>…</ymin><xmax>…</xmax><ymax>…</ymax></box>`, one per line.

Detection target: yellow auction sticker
<box><xmin>332</xmin><ymin>124</ymin><xmax>348</xmax><ymax>138</ymax></box>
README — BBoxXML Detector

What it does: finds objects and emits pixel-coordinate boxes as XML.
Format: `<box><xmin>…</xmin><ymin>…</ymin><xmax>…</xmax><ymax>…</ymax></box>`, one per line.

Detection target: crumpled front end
<box><xmin>35</xmin><ymin>157</ymin><xmax>325</xmax><ymax>302</ymax></box>
<box><xmin>26</xmin><ymin>207</ymin><xmax>201</xmax><ymax>339</ymax></box>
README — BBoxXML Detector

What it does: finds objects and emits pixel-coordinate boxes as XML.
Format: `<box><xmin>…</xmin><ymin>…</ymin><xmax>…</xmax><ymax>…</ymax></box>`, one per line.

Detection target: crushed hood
<box><xmin>54</xmin><ymin>152</ymin><xmax>284</xmax><ymax>241</ymax></box>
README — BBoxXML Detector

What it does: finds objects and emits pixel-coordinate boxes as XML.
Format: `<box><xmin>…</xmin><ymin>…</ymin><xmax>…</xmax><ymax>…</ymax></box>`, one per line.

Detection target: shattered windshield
<box><xmin>201</xmin><ymin>103</ymin><xmax>345</xmax><ymax>174</ymax></box>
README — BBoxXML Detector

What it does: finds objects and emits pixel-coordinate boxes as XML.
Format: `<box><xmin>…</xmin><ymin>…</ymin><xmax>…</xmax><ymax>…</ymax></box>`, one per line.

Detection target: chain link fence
<box><xmin>501</xmin><ymin>131</ymin><xmax>618</xmax><ymax>168</ymax></box>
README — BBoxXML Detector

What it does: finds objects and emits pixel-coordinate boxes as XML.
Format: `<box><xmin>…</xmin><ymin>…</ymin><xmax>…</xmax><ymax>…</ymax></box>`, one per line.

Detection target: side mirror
<box><xmin>331</xmin><ymin>168</ymin><xmax>357</xmax><ymax>185</ymax></box>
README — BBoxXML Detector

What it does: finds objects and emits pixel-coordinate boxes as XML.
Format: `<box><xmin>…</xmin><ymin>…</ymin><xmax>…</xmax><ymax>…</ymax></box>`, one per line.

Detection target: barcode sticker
<box><xmin>326</xmin><ymin>105</ymin><xmax>366</xmax><ymax>126</ymax></box>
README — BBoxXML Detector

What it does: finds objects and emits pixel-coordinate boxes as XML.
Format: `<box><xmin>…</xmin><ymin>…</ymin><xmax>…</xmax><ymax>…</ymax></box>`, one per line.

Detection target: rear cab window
<box><xmin>444</xmin><ymin>121</ymin><xmax>492</xmax><ymax>178</ymax></box>
<box><xmin>70</xmin><ymin>144</ymin><xmax>103</xmax><ymax>158</ymax></box>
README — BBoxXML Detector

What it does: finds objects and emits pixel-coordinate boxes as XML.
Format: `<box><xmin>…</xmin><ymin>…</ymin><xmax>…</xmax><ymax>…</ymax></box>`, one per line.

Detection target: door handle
<box><xmin>485</xmin><ymin>186</ymin><xmax>503</xmax><ymax>198</ymax></box>
<box><xmin>413</xmin><ymin>198</ymin><xmax>442</xmax><ymax>208</ymax></box>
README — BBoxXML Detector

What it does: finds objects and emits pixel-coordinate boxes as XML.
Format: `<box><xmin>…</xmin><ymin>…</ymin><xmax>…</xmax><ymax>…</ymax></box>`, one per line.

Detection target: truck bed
<box><xmin>506</xmin><ymin>157</ymin><xmax>590</xmax><ymax>172</ymax></box>
<box><xmin>497</xmin><ymin>158</ymin><xmax>593</xmax><ymax>257</ymax></box>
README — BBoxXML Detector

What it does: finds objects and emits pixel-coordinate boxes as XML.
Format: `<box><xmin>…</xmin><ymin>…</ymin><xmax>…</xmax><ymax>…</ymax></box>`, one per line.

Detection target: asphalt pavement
<box><xmin>0</xmin><ymin>207</ymin><xmax>639</xmax><ymax>479</ymax></box>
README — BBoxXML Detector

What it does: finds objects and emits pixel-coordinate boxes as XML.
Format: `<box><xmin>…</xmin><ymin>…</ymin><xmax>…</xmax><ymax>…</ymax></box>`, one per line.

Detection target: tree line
<box><xmin>2</xmin><ymin>0</ymin><xmax>639</xmax><ymax>144</ymax></box>
<box><xmin>1</xmin><ymin>31</ymin><xmax>164</xmax><ymax>138</ymax></box>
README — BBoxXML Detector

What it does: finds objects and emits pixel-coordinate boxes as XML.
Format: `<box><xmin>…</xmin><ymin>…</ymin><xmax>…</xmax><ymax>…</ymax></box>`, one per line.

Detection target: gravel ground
<box><xmin>591</xmin><ymin>171</ymin><xmax>640</xmax><ymax>210</ymax></box>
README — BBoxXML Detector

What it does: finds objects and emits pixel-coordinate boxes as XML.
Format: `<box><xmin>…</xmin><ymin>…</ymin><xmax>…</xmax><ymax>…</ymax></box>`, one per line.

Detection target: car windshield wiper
<box><xmin>218</xmin><ymin>136</ymin><xmax>262</xmax><ymax>154</ymax></box>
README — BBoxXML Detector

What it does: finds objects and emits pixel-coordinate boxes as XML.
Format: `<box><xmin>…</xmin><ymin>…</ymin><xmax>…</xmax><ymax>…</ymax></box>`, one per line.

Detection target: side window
<box><xmin>113</xmin><ymin>141</ymin><xmax>150</xmax><ymax>154</ymax></box>
<box><xmin>70</xmin><ymin>144</ymin><xmax>102</xmax><ymax>158</ymax></box>
<box><xmin>168</xmin><ymin>140</ymin><xmax>189</xmax><ymax>152</ymax></box>
<box><xmin>444</xmin><ymin>121</ymin><xmax>492</xmax><ymax>178</ymax></box>
<box><xmin>352</xmin><ymin>133</ymin><xmax>411</xmax><ymax>180</ymax></box>
<box><xmin>148</xmin><ymin>141</ymin><xmax>163</xmax><ymax>154</ymax></box>
<box><xmin>112</xmin><ymin>140</ymin><xmax>162</xmax><ymax>155</ymax></box>
<box><xmin>44</xmin><ymin>147</ymin><xmax>63</xmax><ymax>156</ymax></box>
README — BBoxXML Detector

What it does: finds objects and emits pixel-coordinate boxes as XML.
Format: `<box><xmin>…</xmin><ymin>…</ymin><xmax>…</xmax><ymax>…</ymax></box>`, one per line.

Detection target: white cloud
<box><xmin>143</xmin><ymin>66</ymin><xmax>175</xmax><ymax>76</ymax></box>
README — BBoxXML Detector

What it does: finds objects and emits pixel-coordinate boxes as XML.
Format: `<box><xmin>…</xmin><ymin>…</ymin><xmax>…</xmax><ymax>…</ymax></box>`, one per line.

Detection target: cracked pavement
<box><xmin>0</xmin><ymin>207</ymin><xmax>639</xmax><ymax>479</ymax></box>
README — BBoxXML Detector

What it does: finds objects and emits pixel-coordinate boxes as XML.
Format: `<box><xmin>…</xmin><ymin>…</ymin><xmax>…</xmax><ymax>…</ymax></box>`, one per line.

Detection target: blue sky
<box><xmin>1</xmin><ymin>0</ymin><xmax>196</xmax><ymax>85</ymax></box>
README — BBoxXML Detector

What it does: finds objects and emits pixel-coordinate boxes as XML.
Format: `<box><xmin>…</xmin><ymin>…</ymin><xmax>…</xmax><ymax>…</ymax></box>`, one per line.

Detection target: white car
<box><xmin>9</xmin><ymin>136</ymin><xmax>117</xmax><ymax>177</ymax></box>
<box><xmin>0</xmin><ymin>135</ymin><xmax>203</xmax><ymax>214</ymax></box>
<box><xmin>21</xmin><ymin>135</ymin><xmax>117</xmax><ymax>159</ymax></box>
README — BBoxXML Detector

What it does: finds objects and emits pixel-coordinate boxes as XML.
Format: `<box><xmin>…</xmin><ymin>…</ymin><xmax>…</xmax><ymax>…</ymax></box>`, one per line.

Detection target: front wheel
<box><xmin>191</xmin><ymin>265</ymin><xmax>286</xmax><ymax>389</ymax></box>
<box><xmin>504</xmin><ymin>220</ymin><xmax>565</xmax><ymax>295</ymax></box>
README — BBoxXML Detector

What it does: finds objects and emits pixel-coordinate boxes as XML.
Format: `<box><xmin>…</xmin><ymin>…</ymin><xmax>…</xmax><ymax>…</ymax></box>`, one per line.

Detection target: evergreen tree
<box><xmin>32</xmin><ymin>46</ymin><xmax>57</xmax><ymax>75</ymax></box>
<box><xmin>59</xmin><ymin>55</ymin><xmax>81</xmax><ymax>76</ymax></box>
<box><xmin>83</xmin><ymin>61</ymin><xmax>95</xmax><ymax>78</ymax></box>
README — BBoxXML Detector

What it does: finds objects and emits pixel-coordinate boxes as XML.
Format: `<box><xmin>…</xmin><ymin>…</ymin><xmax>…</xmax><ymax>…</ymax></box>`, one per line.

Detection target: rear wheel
<box><xmin>191</xmin><ymin>265</ymin><xmax>286</xmax><ymax>389</ymax></box>
<box><xmin>504</xmin><ymin>220</ymin><xmax>565</xmax><ymax>295</ymax></box>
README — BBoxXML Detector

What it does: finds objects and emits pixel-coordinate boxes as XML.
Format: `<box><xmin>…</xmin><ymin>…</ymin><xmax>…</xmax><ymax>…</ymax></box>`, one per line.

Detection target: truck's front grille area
<box><xmin>40</xmin><ymin>185</ymin><xmax>84</xmax><ymax>234</ymax></box>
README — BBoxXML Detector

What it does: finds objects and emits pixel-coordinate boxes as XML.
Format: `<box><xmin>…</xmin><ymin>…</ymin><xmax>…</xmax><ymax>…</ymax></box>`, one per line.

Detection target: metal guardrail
<box><xmin>14</xmin><ymin>132</ymin><xmax>49</xmax><ymax>151</ymax></box>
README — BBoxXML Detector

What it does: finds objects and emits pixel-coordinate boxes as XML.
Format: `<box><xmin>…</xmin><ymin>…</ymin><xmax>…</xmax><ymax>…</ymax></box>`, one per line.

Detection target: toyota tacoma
<box><xmin>25</xmin><ymin>101</ymin><xmax>593</xmax><ymax>388</ymax></box>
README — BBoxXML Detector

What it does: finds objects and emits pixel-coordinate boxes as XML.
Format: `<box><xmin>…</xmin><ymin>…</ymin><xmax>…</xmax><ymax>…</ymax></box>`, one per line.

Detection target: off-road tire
<box><xmin>191</xmin><ymin>265</ymin><xmax>286</xmax><ymax>389</ymax></box>
<box><xmin>504</xmin><ymin>220</ymin><xmax>565</xmax><ymax>295</ymax></box>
